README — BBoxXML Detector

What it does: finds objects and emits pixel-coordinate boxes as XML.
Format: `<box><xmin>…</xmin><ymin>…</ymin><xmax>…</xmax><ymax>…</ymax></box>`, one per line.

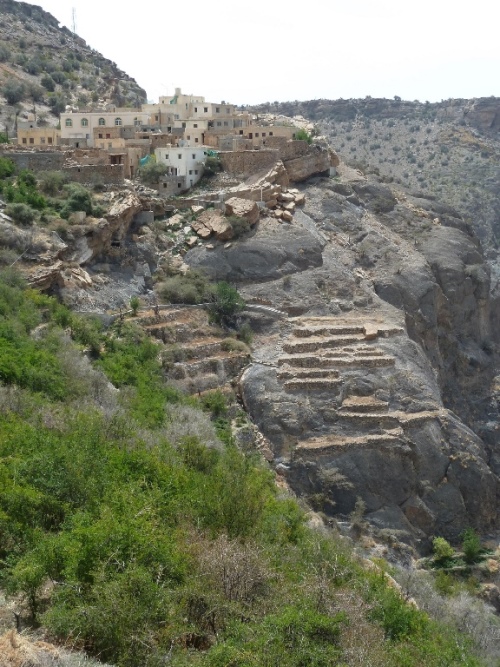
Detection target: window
<box><xmin>178</xmin><ymin>183</ymin><xmax>181</xmax><ymax>188</ymax></box>
<box><xmin>189</xmin><ymin>170</ymin><xmax>192</xmax><ymax>175</ymax></box>
<box><xmin>98</xmin><ymin>133</ymin><xmax>103</xmax><ymax>139</ymax></box>
<box><xmin>134</xmin><ymin>117</ymin><xmax>141</xmax><ymax>126</ymax></box>
<box><xmin>65</xmin><ymin>118</ymin><xmax>73</xmax><ymax>127</ymax></box>
<box><xmin>226</xmin><ymin>108</ymin><xmax>230</xmax><ymax>113</ymax></box>
<box><xmin>106</xmin><ymin>133</ymin><xmax>111</xmax><ymax>139</ymax></box>
<box><xmin>29</xmin><ymin>138</ymin><xmax>34</xmax><ymax>144</ymax></box>
<box><xmin>194</xmin><ymin>123</ymin><xmax>198</xmax><ymax>128</ymax></box>
<box><xmin>262</xmin><ymin>132</ymin><xmax>266</xmax><ymax>137</ymax></box>
<box><xmin>269</xmin><ymin>131</ymin><xmax>273</xmax><ymax>136</ymax></box>
<box><xmin>47</xmin><ymin>137</ymin><xmax>53</xmax><ymax>145</ymax></box>
<box><xmin>217</xmin><ymin>122</ymin><xmax>221</xmax><ymax>127</ymax></box>
<box><xmin>40</xmin><ymin>137</ymin><xmax>46</xmax><ymax>144</ymax></box>
<box><xmin>192</xmin><ymin>154</ymin><xmax>195</xmax><ymax>159</ymax></box>
<box><xmin>81</xmin><ymin>118</ymin><xmax>88</xmax><ymax>127</ymax></box>
<box><xmin>195</xmin><ymin>138</ymin><xmax>199</xmax><ymax>143</ymax></box>
<box><xmin>195</xmin><ymin>170</ymin><xmax>198</xmax><ymax>175</ymax></box>
<box><xmin>204</xmin><ymin>107</ymin><xmax>208</xmax><ymax>113</ymax></box>
<box><xmin>164</xmin><ymin>154</ymin><xmax>169</xmax><ymax>159</ymax></box>
<box><xmin>178</xmin><ymin>154</ymin><xmax>182</xmax><ymax>159</ymax></box>
<box><xmin>115</xmin><ymin>118</ymin><xmax>122</xmax><ymax>126</ymax></box>
<box><xmin>187</xmin><ymin>135</ymin><xmax>190</xmax><ymax>140</ymax></box>
<box><xmin>224</xmin><ymin>121</ymin><xmax>228</xmax><ymax>127</ymax></box>
<box><xmin>155</xmin><ymin>115</ymin><xmax>159</xmax><ymax>122</ymax></box>
<box><xmin>98</xmin><ymin>118</ymin><xmax>106</xmax><ymax>126</ymax></box>
<box><xmin>22</xmin><ymin>138</ymin><xmax>27</xmax><ymax>144</ymax></box>
<box><xmin>216</xmin><ymin>107</ymin><xmax>220</xmax><ymax>113</ymax></box>
<box><xmin>108</xmin><ymin>143</ymin><xmax>112</xmax><ymax>149</ymax></box>
<box><xmin>255</xmin><ymin>133</ymin><xmax>259</xmax><ymax>137</ymax></box>
<box><xmin>194</xmin><ymin>107</ymin><xmax>198</xmax><ymax>113</ymax></box>
<box><xmin>182</xmin><ymin>122</ymin><xmax>186</xmax><ymax>128</ymax></box>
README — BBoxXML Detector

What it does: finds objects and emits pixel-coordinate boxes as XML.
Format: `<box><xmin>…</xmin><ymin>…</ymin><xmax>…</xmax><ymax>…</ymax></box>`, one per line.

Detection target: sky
<box><xmin>27</xmin><ymin>0</ymin><xmax>500</xmax><ymax>106</ymax></box>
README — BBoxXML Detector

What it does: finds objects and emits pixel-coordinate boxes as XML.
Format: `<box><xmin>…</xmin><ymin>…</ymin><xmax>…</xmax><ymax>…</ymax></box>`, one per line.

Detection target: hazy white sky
<box><xmin>28</xmin><ymin>0</ymin><xmax>499</xmax><ymax>105</ymax></box>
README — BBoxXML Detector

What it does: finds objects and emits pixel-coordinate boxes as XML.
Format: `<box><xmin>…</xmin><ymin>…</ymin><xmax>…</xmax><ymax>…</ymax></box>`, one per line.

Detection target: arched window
<box><xmin>65</xmin><ymin>118</ymin><xmax>73</xmax><ymax>127</ymax></box>
<box><xmin>98</xmin><ymin>117</ymin><xmax>106</xmax><ymax>126</ymax></box>
<box><xmin>81</xmin><ymin>118</ymin><xmax>88</xmax><ymax>127</ymax></box>
<box><xmin>115</xmin><ymin>117</ymin><xmax>122</xmax><ymax>126</ymax></box>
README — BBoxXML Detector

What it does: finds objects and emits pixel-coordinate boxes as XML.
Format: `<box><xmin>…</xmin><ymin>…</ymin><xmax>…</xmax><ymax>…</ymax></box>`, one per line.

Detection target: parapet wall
<box><xmin>219</xmin><ymin>150</ymin><xmax>279</xmax><ymax>179</ymax></box>
<box><xmin>0</xmin><ymin>149</ymin><xmax>65</xmax><ymax>171</ymax></box>
<box><xmin>62</xmin><ymin>164</ymin><xmax>125</xmax><ymax>185</ymax></box>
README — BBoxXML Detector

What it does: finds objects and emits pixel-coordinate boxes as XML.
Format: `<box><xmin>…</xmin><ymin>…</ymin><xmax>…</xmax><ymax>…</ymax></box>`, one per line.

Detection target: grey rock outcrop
<box><xmin>236</xmin><ymin>167</ymin><xmax>500</xmax><ymax>549</ymax></box>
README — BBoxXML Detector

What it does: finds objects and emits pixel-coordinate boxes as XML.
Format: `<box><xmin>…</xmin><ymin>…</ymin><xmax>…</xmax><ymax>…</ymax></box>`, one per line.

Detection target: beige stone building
<box><xmin>17</xmin><ymin>126</ymin><xmax>60</xmax><ymax>147</ymax></box>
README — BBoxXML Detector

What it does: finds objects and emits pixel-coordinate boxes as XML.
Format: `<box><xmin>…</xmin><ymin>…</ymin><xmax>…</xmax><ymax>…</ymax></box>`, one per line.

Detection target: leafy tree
<box><xmin>40</xmin><ymin>75</ymin><xmax>55</xmax><ymax>92</ymax></box>
<box><xmin>2</xmin><ymin>80</ymin><xmax>25</xmax><ymax>105</ymax></box>
<box><xmin>432</xmin><ymin>536</ymin><xmax>454</xmax><ymax>565</ymax></box>
<box><xmin>138</xmin><ymin>161</ymin><xmax>169</xmax><ymax>185</ymax></box>
<box><xmin>461</xmin><ymin>528</ymin><xmax>482</xmax><ymax>564</ymax></box>
<box><xmin>208</xmin><ymin>281</ymin><xmax>245</xmax><ymax>327</ymax></box>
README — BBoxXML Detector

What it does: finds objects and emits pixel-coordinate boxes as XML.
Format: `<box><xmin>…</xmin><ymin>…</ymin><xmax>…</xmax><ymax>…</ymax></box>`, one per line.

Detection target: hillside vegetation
<box><xmin>0</xmin><ymin>270</ymin><xmax>491</xmax><ymax>666</ymax></box>
<box><xmin>0</xmin><ymin>0</ymin><xmax>146</xmax><ymax>135</ymax></box>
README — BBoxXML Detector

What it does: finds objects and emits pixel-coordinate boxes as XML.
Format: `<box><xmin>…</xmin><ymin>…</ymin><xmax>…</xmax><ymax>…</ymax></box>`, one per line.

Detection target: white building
<box><xmin>155</xmin><ymin>146</ymin><xmax>208</xmax><ymax>189</ymax></box>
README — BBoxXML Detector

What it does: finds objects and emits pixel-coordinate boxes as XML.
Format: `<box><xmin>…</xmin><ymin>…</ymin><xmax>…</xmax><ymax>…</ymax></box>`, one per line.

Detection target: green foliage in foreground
<box><xmin>0</xmin><ymin>275</ymin><xmax>485</xmax><ymax>667</ymax></box>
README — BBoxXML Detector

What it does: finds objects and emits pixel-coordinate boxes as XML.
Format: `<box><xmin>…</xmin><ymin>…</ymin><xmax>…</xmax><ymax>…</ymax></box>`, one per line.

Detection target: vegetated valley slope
<box><xmin>0</xmin><ymin>8</ymin><xmax>500</xmax><ymax>662</ymax></box>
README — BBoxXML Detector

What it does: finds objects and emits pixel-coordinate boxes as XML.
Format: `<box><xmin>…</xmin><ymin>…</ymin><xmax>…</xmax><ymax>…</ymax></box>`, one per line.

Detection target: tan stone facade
<box><xmin>17</xmin><ymin>127</ymin><xmax>60</xmax><ymax>147</ymax></box>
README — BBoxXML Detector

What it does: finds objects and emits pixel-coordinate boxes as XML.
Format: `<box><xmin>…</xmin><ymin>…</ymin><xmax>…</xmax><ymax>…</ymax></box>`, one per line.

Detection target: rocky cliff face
<box><xmin>185</xmin><ymin>161</ymin><xmax>500</xmax><ymax>549</ymax></box>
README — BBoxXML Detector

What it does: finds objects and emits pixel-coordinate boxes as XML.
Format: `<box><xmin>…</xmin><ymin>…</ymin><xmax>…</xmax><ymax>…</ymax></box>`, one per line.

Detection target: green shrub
<box><xmin>129</xmin><ymin>295</ymin><xmax>140</xmax><ymax>316</ymax></box>
<box><xmin>0</xmin><ymin>44</ymin><xmax>10</xmax><ymax>62</ymax></box>
<box><xmin>295</xmin><ymin>128</ymin><xmax>313</xmax><ymax>144</ymax></box>
<box><xmin>228</xmin><ymin>214</ymin><xmax>251</xmax><ymax>238</ymax></box>
<box><xmin>461</xmin><ymin>528</ymin><xmax>482</xmax><ymax>564</ymax></box>
<box><xmin>60</xmin><ymin>183</ymin><xmax>93</xmax><ymax>218</ymax></box>
<box><xmin>0</xmin><ymin>157</ymin><xmax>15</xmax><ymax>179</ymax></box>
<box><xmin>39</xmin><ymin>171</ymin><xmax>68</xmax><ymax>196</ymax></box>
<box><xmin>203</xmin><ymin>154</ymin><xmax>223</xmax><ymax>177</ymax></box>
<box><xmin>432</xmin><ymin>536</ymin><xmax>454</xmax><ymax>565</ymax></box>
<box><xmin>220</xmin><ymin>337</ymin><xmax>249</xmax><ymax>353</ymax></box>
<box><xmin>5</xmin><ymin>202</ymin><xmax>36</xmax><ymax>226</ymax></box>
<box><xmin>238</xmin><ymin>322</ymin><xmax>253</xmax><ymax>345</ymax></box>
<box><xmin>157</xmin><ymin>270</ymin><xmax>213</xmax><ymax>305</ymax></box>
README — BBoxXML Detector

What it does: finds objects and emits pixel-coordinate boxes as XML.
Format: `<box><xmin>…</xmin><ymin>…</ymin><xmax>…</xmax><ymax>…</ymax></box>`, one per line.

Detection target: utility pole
<box><xmin>71</xmin><ymin>7</ymin><xmax>77</xmax><ymax>34</ymax></box>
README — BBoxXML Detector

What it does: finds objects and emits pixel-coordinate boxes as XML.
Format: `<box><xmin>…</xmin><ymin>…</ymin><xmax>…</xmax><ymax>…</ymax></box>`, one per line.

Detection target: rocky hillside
<box><xmin>184</xmin><ymin>164</ymin><xmax>500</xmax><ymax>550</ymax></box>
<box><xmin>0</xmin><ymin>0</ymin><xmax>146</xmax><ymax>134</ymax></box>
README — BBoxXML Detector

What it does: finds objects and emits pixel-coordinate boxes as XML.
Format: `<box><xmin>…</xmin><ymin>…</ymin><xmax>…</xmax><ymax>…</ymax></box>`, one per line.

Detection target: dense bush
<box><xmin>39</xmin><ymin>171</ymin><xmax>68</xmax><ymax>196</ymax></box>
<box><xmin>157</xmin><ymin>270</ymin><xmax>215</xmax><ymax>305</ymax></box>
<box><xmin>60</xmin><ymin>183</ymin><xmax>93</xmax><ymax>218</ymax></box>
<box><xmin>4</xmin><ymin>202</ymin><xmax>36</xmax><ymax>225</ymax></box>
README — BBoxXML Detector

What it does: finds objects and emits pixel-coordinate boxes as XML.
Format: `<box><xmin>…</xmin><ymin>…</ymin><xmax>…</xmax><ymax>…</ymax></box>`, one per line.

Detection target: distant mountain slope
<box><xmin>0</xmin><ymin>0</ymin><xmax>147</xmax><ymax>133</ymax></box>
<box><xmin>251</xmin><ymin>98</ymin><xmax>500</xmax><ymax>254</ymax></box>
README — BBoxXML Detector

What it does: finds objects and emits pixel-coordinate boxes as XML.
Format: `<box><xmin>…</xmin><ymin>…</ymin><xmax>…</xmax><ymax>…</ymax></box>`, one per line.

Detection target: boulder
<box><xmin>192</xmin><ymin>209</ymin><xmax>234</xmax><ymax>241</ymax></box>
<box><xmin>225</xmin><ymin>197</ymin><xmax>259</xmax><ymax>226</ymax></box>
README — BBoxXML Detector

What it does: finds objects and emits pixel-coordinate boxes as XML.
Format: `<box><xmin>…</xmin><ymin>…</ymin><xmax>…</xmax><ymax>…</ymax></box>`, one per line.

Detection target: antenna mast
<box><xmin>71</xmin><ymin>7</ymin><xmax>77</xmax><ymax>34</ymax></box>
